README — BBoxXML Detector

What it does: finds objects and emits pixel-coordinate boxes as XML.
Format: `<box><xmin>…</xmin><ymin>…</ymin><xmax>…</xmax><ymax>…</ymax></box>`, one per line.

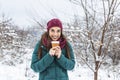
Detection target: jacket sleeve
<box><xmin>56</xmin><ymin>42</ymin><xmax>75</xmax><ymax>70</ymax></box>
<box><xmin>31</xmin><ymin>41</ymin><xmax>54</xmax><ymax>72</ymax></box>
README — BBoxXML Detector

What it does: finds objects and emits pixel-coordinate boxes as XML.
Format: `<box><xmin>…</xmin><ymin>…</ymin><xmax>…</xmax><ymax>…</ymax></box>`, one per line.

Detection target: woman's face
<box><xmin>49</xmin><ymin>26</ymin><xmax>61</xmax><ymax>41</ymax></box>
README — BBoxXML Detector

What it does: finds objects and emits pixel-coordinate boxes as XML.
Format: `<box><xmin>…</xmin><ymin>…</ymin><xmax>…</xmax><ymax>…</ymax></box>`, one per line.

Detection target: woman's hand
<box><xmin>54</xmin><ymin>46</ymin><xmax>61</xmax><ymax>59</ymax></box>
<box><xmin>49</xmin><ymin>47</ymin><xmax>56</xmax><ymax>56</ymax></box>
<box><xmin>49</xmin><ymin>46</ymin><xmax>61</xmax><ymax>58</ymax></box>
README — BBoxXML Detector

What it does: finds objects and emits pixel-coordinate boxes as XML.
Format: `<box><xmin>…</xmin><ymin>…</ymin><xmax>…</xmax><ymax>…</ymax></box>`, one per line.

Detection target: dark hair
<box><xmin>38</xmin><ymin>32</ymin><xmax>70</xmax><ymax>59</ymax></box>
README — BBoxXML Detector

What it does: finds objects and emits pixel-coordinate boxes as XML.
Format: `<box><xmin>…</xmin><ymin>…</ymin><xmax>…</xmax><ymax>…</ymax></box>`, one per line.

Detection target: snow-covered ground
<box><xmin>0</xmin><ymin>49</ymin><xmax>120</xmax><ymax>80</ymax></box>
<box><xmin>0</xmin><ymin>63</ymin><xmax>120</xmax><ymax>80</ymax></box>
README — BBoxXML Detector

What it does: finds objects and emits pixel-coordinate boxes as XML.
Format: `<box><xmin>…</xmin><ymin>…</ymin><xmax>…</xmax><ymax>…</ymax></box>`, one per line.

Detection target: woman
<box><xmin>31</xmin><ymin>18</ymin><xmax>75</xmax><ymax>80</ymax></box>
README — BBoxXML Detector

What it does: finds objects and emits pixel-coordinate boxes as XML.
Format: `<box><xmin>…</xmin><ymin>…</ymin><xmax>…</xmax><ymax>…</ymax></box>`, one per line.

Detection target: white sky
<box><xmin>0</xmin><ymin>0</ymin><xmax>31</xmax><ymax>27</ymax></box>
<box><xmin>0</xmin><ymin>0</ymin><xmax>83</xmax><ymax>27</ymax></box>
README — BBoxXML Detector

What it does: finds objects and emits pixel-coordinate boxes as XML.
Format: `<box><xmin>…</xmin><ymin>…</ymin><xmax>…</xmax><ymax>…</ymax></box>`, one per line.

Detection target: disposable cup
<box><xmin>51</xmin><ymin>41</ymin><xmax>59</xmax><ymax>48</ymax></box>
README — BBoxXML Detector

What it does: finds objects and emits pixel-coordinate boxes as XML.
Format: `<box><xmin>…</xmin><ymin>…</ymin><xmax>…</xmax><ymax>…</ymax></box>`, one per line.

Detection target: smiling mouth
<box><xmin>53</xmin><ymin>38</ymin><xmax>57</xmax><ymax>40</ymax></box>
<box><xmin>52</xmin><ymin>36</ymin><xmax>58</xmax><ymax>40</ymax></box>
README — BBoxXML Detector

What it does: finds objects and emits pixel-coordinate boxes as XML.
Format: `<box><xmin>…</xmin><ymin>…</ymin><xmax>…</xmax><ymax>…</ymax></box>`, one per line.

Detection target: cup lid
<box><xmin>51</xmin><ymin>41</ymin><xmax>59</xmax><ymax>43</ymax></box>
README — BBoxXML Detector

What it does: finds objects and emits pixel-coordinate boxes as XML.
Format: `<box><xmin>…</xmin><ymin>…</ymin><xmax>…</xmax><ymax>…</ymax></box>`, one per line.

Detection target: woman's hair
<box><xmin>38</xmin><ymin>32</ymin><xmax>70</xmax><ymax>59</ymax></box>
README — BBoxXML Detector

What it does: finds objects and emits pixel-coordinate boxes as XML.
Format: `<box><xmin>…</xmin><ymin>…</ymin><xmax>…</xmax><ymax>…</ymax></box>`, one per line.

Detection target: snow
<box><xmin>0</xmin><ymin>49</ymin><xmax>120</xmax><ymax>80</ymax></box>
<box><xmin>0</xmin><ymin>63</ymin><xmax>120</xmax><ymax>80</ymax></box>
<box><xmin>0</xmin><ymin>64</ymin><xmax>26</xmax><ymax>80</ymax></box>
<box><xmin>0</xmin><ymin>0</ymin><xmax>120</xmax><ymax>79</ymax></box>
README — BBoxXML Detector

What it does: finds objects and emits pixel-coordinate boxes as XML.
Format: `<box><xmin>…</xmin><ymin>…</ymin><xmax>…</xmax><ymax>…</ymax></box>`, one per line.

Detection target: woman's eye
<box><xmin>57</xmin><ymin>30</ymin><xmax>60</xmax><ymax>33</ymax></box>
<box><xmin>51</xmin><ymin>29</ymin><xmax>54</xmax><ymax>32</ymax></box>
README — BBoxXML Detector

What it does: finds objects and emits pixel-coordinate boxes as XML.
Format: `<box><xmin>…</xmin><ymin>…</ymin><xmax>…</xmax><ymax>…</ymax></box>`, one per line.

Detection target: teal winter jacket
<box><xmin>31</xmin><ymin>41</ymin><xmax>75</xmax><ymax>80</ymax></box>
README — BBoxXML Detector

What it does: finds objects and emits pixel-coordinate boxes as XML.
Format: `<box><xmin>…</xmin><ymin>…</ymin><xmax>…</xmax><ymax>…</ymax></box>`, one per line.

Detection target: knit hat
<box><xmin>47</xmin><ymin>18</ymin><xmax>63</xmax><ymax>31</ymax></box>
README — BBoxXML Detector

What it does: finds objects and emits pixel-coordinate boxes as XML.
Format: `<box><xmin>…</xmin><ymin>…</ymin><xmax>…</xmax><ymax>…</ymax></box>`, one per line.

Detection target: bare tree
<box><xmin>69</xmin><ymin>0</ymin><xmax>120</xmax><ymax>80</ymax></box>
<box><xmin>0</xmin><ymin>13</ymin><xmax>13</xmax><ymax>56</ymax></box>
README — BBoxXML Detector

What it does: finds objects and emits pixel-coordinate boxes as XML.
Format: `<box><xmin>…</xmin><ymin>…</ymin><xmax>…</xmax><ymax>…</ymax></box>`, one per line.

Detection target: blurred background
<box><xmin>0</xmin><ymin>0</ymin><xmax>120</xmax><ymax>80</ymax></box>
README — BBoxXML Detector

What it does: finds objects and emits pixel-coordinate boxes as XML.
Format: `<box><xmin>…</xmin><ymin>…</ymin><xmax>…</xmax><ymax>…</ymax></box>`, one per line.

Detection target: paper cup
<box><xmin>51</xmin><ymin>41</ymin><xmax>59</xmax><ymax>48</ymax></box>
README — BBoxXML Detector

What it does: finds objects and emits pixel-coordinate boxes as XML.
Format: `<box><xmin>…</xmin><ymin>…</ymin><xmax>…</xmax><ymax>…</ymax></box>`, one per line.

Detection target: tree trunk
<box><xmin>94</xmin><ymin>70</ymin><xmax>98</xmax><ymax>80</ymax></box>
<box><xmin>94</xmin><ymin>61</ymin><xmax>99</xmax><ymax>80</ymax></box>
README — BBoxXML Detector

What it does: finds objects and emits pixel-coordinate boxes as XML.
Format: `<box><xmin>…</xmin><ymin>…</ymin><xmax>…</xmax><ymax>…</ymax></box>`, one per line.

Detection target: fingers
<box><xmin>51</xmin><ymin>50</ymin><xmax>55</xmax><ymax>56</ymax></box>
<box><xmin>54</xmin><ymin>46</ymin><xmax>61</xmax><ymax>59</ymax></box>
<box><xmin>49</xmin><ymin>46</ymin><xmax>61</xmax><ymax>57</ymax></box>
<box><xmin>54</xmin><ymin>46</ymin><xmax>61</xmax><ymax>50</ymax></box>
<box><xmin>49</xmin><ymin>48</ymin><xmax>56</xmax><ymax>56</ymax></box>
<box><xmin>52</xmin><ymin>47</ymin><xmax>57</xmax><ymax>50</ymax></box>
<box><xmin>55</xmin><ymin>46</ymin><xmax>61</xmax><ymax>49</ymax></box>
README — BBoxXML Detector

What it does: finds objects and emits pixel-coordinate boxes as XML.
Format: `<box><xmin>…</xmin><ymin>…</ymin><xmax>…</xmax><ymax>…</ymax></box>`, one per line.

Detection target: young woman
<box><xmin>31</xmin><ymin>18</ymin><xmax>75</xmax><ymax>80</ymax></box>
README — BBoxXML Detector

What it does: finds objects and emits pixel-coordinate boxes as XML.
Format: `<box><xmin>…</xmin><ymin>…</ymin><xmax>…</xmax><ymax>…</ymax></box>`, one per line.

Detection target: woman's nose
<box><xmin>54</xmin><ymin>32</ymin><xmax>58</xmax><ymax>35</ymax></box>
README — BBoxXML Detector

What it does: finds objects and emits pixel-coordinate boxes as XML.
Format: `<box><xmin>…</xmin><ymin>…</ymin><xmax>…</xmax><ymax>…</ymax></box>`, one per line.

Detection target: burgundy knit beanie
<box><xmin>47</xmin><ymin>18</ymin><xmax>63</xmax><ymax>31</ymax></box>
